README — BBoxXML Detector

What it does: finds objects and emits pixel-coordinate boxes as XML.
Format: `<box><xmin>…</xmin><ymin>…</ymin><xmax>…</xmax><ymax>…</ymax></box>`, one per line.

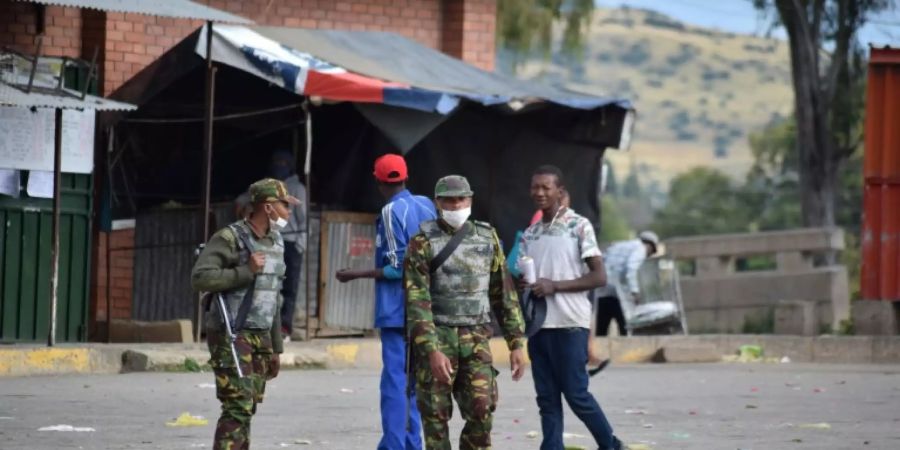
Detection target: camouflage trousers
<box><xmin>207</xmin><ymin>328</ymin><xmax>276</xmax><ymax>450</ymax></box>
<box><xmin>414</xmin><ymin>324</ymin><xmax>499</xmax><ymax>450</ymax></box>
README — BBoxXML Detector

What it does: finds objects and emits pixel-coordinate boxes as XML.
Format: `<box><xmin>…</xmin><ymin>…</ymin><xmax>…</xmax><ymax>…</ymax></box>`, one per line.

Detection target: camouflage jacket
<box><xmin>191</xmin><ymin>221</ymin><xmax>284</xmax><ymax>353</ymax></box>
<box><xmin>404</xmin><ymin>219</ymin><xmax>525</xmax><ymax>355</ymax></box>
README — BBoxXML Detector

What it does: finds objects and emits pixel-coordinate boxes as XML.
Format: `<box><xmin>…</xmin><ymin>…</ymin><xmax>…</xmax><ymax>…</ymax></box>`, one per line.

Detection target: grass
<box><xmin>504</xmin><ymin>7</ymin><xmax>794</xmax><ymax>188</ymax></box>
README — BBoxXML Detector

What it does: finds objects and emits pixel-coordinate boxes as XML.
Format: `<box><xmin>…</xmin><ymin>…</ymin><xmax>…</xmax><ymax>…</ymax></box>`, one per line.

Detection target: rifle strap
<box><xmin>429</xmin><ymin>222</ymin><xmax>471</xmax><ymax>274</ymax></box>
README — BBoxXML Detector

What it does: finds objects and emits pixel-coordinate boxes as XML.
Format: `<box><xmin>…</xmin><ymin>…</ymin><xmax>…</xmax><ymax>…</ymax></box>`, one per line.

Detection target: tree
<box><xmin>651</xmin><ymin>167</ymin><xmax>754</xmax><ymax>238</ymax></box>
<box><xmin>744</xmin><ymin>118</ymin><xmax>803</xmax><ymax>231</ymax></box>
<box><xmin>599</xmin><ymin>196</ymin><xmax>632</xmax><ymax>243</ymax></box>
<box><xmin>744</xmin><ymin>114</ymin><xmax>865</xmax><ymax>297</ymax></box>
<box><xmin>621</xmin><ymin>159</ymin><xmax>642</xmax><ymax>199</ymax></box>
<box><xmin>497</xmin><ymin>0</ymin><xmax>594</xmax><ymax>68</ymax></box>
<box><xmin>752</xmin><ymin>0</ymin><xmax>890</xmax><ymax>229</ymax></box>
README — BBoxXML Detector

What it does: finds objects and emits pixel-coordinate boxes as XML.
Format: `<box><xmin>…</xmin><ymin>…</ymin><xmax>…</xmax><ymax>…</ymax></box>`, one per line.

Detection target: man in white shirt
<box><xmin>518</xmin><ymin>165</ymin><xmax>623</xmax><ymax>450</ymax></box>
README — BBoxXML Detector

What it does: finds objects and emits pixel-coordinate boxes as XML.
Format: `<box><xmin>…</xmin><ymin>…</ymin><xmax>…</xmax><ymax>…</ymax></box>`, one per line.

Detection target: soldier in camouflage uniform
<box><xmin>404</xmin><ymin>175</ymin><xmax>527</xmax><ymax>450</ymax></box>
<box><xmin>192</xmin><ymin>178</ymin><xmax>299</xmax><ymax>450</ymax></box>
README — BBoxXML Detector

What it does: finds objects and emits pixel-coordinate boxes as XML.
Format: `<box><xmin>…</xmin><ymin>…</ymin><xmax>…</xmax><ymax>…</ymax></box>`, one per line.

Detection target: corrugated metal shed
<box><xmin>861</xmin><ymin>46</ymin><xmax>900</xmax><ymax>302</ymax></box>
<box><xmin>0</xmin><ymin>83</ymin><xmax>136</xmax><ymax>110</ymax></box>
<box><xmin>296</xmin><ymin>211</ymin><xmax>321</xmax><ymax>322</ymax></box>
<box><xmin>132</xmin><ymin>203</ymin><xmax>236</xmax><ymax>321</ymax></box>
<box><xmin>13</xmin><ymin>0</ymin><xmax>253</xmax><ymax>24</ymax></box>
<box><xmin>318</xmin><ymin>212</ymin><xmax>377</xmax><ymax>332</ymax></box>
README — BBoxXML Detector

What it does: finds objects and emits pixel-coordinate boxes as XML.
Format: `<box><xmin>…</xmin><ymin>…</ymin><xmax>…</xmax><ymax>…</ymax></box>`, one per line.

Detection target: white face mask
<box><xmin>267</xmin><ymin>206</ymin><xmax>289</xmax><ymax>232</ymax></box>
<box><xmin>441</xmin><ymin>207</ymin><xmax>471</xmax><ymax>229</ymax></box>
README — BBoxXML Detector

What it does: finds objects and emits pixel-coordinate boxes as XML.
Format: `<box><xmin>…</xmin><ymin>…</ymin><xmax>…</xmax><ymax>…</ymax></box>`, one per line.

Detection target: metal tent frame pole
<box><xmin>106</xmin><ymin>126</ymin><xmax>114</xmax><ymax>343</ymax></box>
<box><xmin>48</xmin><ymin>108</ymin><xmax>63</xmax><ymax>347</ymax></box>
<box><xmin>303</xmin><ymin>101</ymin><xmax>313</xmax><ymax>342</ymax></box>
<box><xmin>196</xmin><ymin>20</ymin><xmax>217</xmax><ymax>342</ymax></box>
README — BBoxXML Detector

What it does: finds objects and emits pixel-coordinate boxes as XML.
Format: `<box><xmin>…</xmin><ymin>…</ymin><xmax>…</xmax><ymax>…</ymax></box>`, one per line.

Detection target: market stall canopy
<box><xmin>106</xmin><ymin>25</ymin><xmax>635</xmax><ymax>248</ymax></box>
<box><xmin>197</xmin><ymin>25</ymin><xmax>635</xmax><ymax>149</ymax></box>
<box><xmin>13</xmin><ymin>0</ymin><xmax>253</xmax><ymax>23</ymax></box>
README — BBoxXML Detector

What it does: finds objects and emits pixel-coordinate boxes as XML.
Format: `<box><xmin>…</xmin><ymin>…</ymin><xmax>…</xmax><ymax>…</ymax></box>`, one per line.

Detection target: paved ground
<box><xmin>1</xmin><ymin>363</ymin><xmax>899</xmax><ymax>450</ymax></box>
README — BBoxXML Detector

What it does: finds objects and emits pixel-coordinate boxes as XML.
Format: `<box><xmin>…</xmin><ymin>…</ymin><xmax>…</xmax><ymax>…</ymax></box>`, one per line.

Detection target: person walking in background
<box><xmin>596</xmin><ymin>231</ymin><xmax>660</xmax><ymax>336</ymax></box>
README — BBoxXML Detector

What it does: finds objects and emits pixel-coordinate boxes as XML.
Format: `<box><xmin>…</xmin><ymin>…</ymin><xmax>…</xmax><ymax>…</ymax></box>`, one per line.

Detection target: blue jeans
<box><xmin>528</xmin><ymin>328</ymin><xmax>620</xmax><ymax>450</ymax></box>
<box><xmin>379</xmin><ymin>327</ymin><xmax>423</xmax><ymax>450</ymax></box>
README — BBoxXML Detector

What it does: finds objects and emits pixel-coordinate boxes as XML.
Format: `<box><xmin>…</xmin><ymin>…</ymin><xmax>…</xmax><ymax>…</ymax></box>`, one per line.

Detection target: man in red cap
<box><xmin>336</xmin><ymin>154</ymin><xmax>436</xmax><ymax>450</ymax></box>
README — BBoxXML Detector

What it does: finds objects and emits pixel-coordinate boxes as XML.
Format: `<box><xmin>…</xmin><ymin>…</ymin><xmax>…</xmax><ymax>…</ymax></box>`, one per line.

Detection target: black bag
<box><xmin>520</xmin><ymin>289</ymin><xmax>547</xmax><ymax>338</ymax></box>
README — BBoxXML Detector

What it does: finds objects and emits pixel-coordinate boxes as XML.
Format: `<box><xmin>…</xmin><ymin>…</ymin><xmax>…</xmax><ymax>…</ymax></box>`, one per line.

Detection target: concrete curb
<box><xmin>319</xmin><ymin>335</ymin><xmax>900</xmax><ymax>368</ymax></box>
<box><xmin>2</xmin><ymin>335</ymin><xmax>899</xmax><ymax>377</ymax></box>
<box><xmin>120</xmin><ymin>346</ymin><xmax>332</xmax><ymax>372</ymax></box>
<box><xmin>0</xmin><ymin>346</ymin><xmax>121</xmax><ymax>377</ymax></box>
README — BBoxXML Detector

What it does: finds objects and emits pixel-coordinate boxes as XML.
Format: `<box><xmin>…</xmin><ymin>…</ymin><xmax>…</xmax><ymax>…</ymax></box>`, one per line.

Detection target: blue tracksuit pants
<box><xmin>378</xmin><ymin>327</ymin><xmax>423</xmax><ymax>450</ymax></box>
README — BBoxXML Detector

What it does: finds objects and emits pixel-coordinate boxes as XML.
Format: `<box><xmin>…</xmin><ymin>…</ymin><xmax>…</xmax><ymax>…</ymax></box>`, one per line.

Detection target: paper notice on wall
<box><xmin>26</xmin><ymin>170</ymin><xmax>54</xmax><ymax>198</ymax></box>
<box><xmin>0</xmin><ymin>169</ymin><xmax>21</xmax><ymax>197</ymax></box>
<box><xmin>0</xmin><ymin>106</ymin><xmax>94</xmax><ymax>174</ymax></box>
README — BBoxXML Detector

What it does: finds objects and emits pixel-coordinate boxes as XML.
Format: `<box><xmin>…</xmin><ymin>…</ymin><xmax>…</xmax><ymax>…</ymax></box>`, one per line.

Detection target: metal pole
<box><xmin>303</xmin><ymin>102</ymin><xmax>313</xmax><ymax>342</ymax></box>
<box><xmin>48</xmin><ymin>108</ymin><xmax>63</xmax><ymax>347</ymax></box>
<box><xmin>106</xmin><ymin>228</ymin><xmax>112</xmax><ymax>342</ymax></box>
<box><xmin>196</xmin><ymin>21</ymin><xmax>217</xmax><ymax>342</ymax></box>
<box><xmin>106</xmin><ymin>126</ymin><xmax>114</xmax><ymax>343</ymax></box>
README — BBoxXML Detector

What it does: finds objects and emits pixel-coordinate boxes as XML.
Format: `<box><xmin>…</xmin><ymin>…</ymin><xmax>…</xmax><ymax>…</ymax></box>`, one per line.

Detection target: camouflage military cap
<box><xmin>434</xmin><ymin>175</ymin><xmax>474</xmax><ymax>198</ymax></box>
<box><xmin>249</xmin><ymin>178</ymin><xmax>300</xmax><ymax>205</ymax></box>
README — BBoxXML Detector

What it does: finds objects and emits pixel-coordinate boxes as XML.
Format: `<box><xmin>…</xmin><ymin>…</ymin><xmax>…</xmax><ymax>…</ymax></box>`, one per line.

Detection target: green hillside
<box><xmin>499</xmin><ymin>7</ymin><xmax>795</xmax><ymax>186</ymax></box>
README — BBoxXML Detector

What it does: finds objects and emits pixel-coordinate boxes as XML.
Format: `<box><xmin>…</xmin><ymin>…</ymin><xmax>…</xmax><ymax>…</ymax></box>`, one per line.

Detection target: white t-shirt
<box><xmin>519</xmin><ymin>208</ymin><xmax>602</xmax><ymax>329</ymax></box>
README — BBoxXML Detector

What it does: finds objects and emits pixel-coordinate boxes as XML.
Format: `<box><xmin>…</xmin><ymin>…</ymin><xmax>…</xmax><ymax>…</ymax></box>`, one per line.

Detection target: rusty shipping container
<box><xmin>861</xmin><ymin>47</ymin><xmax>900</xmax><ymax>302</ymax></box>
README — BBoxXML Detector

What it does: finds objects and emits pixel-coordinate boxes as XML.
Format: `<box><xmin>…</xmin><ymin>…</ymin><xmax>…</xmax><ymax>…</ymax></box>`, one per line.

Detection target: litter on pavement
<box><xmin>627</xmin><ymin>444</ymin><xmax>654</xmax><ymax>450</ymax></box>
<box><xmin>38</xmin><ymin>425</ymin><xmax>96</xmax><ymax>432</ymax></box>
<box><xmin>740</xmin><ymin>345</ymin><xmax>763</xmax><ymax>358</ymax></box>
<box><xmin>165</xmin><ymin>413</ymin><xmax>209</xmax><ymax>427</ymax></box>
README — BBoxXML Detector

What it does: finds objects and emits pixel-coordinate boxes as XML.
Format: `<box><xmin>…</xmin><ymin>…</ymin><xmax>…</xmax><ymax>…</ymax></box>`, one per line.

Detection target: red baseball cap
<box><xmin>373</xmin><ymin>154</ymin><xmax>408</xmax><ymax>183</ymax></box>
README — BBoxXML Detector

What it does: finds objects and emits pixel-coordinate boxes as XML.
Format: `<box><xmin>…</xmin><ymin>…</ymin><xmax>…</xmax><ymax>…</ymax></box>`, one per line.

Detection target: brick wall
<box><xmin>101</xmin><ymin>0</ymin><xmax>451</xmax><ymax>94</ymax></box>
<box><xmin>441</xmin><ymin>0</ymin><xmax>496</xmax><ymax>71</ymax></box>
<box><xmin>0</xmin><ymin>1</ymin><xmax>82</xmax><ymax>58</ymax></box>
<box><xmin>92</xmin><ymin>229</ymin><xmax>135</xmax><ymax>323</ymax></box>
<box><xmin>2</xmin><ymin>0</ymin><xmax>498</xmax><ymax>94</ymax></box>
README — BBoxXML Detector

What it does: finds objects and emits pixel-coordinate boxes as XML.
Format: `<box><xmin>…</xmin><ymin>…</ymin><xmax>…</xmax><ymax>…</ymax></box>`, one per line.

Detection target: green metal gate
<box><xmin>0</xmin><ymin>172</ymin><xmax>93</xmax><ymax>343</ymax></box>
